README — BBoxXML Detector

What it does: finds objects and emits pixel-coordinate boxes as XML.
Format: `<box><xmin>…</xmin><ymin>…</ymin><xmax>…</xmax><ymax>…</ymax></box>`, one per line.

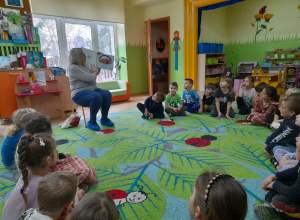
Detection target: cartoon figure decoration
<box><xmin>49</xmin><ymin>74</ymin><xmax>55</xmax><ymax>81</ymax></box>
<box><xmin>173</xmin><ymin>31</ymin><xmax>180</xmax><ymax>70</ymax></box>
<box><xmin>19</xmin><ymin>76</ymin><xmax>25</xmax><ymax>83</ymax></box>
<box><xmin>250</xmin><ymin>6</ymin><xmax>274</xmax><ymax>42</ymax></box>
<box><xmin>106</xmin><ymin>187</ymin><xmax>155</xmax><ymax>207</ymax></box>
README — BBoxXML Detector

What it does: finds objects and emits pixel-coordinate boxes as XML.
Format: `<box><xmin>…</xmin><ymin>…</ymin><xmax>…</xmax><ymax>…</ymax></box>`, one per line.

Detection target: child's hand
<box><xmin>262</xmin><ymin>174</ymin><xmax>277</xmax><ymax>191</ymax></box>
<box><xmin>198</xmin><ymin>107</ymin><xmax>203</xmax><ymax>114</ymax></box>
<box><xmin>296</xmin><ymin>137</ymin><xmax>300</xmax><ymax>151</ymax></box>
<box><xmin>277</xmin><ymin>156</ymin><xmax>291</xmax><ymax>169</ymax></box>
<box><xmin>264</xmin><ymin>149</ymin><xmax>273</xmax><ymax>158</ymax></box>
<box><xmin>225</xmin><ymin>114</ymin><xmax>232</xmax><ymax>120</ymax></box>
<box><xmin>264</xmin><ymin>144</ymin><xmax>267</xmax><ymax>149</ymax></box>
<box><xmin>174</xmin><ymin>108</ymin><xmax>179</xmax><ymax>112</ymax></box>
<box><xmin>240</xmin><ymin>82</ymin><xmax>246</xmax><ymax>87</ymax></box>
<box><xmin>76</xmin><ymin>188</ymin><xmax>84</xmax><ymax>200</ymax></box>
<box><xmin>150</xmin><ymin>113</ymin><xmax>153</xmax><ymax>119</ymax></box>
<box><xmin>217</xmin><ymin>112</ymin><xmax>223</xmax><ymax>118</ymax></box>
<box><xmin>144</xmin><ymin>109</ymin><xmax>149</xmax><ymax>116</ymax></box>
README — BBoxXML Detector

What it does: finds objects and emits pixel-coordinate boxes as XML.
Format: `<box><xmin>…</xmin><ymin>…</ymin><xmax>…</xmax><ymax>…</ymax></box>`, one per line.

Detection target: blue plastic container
<box><xmin>217</xmin><ymin>44</ymin><xmax>224</xmax><ymax>53</ymax></box>
<box><xmin>12</xmin><ymin>40</ymin><xmax>29</xmax><ymax>44</ymax></box>
<box><xmin>198</xmin><ymin>43</ymin><xmax>210</xmax><ymax>54</ymax></box>
<box><xmin>209</xmin><ymin>44</ymin><xmax>217</xmax><ymax>53</ymax></box>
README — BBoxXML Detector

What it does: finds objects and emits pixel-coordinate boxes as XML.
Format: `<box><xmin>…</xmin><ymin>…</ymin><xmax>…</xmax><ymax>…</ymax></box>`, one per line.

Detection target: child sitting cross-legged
<box><xmin>18</xmin><ymin>171</ymin><xmax>84</xmax><ymax>220</ymax></box>
<box><xmin>165</xmin><ymin>81</ymin><xmax>187</xmax><ymax>116</ymax></box>
<box><xmin>247</xmin><ymin>85</ymin><xmax>279</xmax><ymax>126</ymax></box>
<box><xmin>70</xmin><ymin>192</ymin><xmax>120</xmax><ymax>220</ymax></box>
<box><xmin>137</xmin><ymin>92</ymin><xmax>165</xmax><ymax>120</ymax></box>
<box><xmin>253</xmin><ymin>157</ymin><xmax>300</xmax><ymax>219</ymax></box>
<box><xmin>182</xmin><ymin>78</ymin><xmax>203</xmax><ymax>114</ymax></box>
<box><xmin>202</xmin><ymin>83</ymin><xmax>215</xmax><ymax>112</ymax></box>
<box><xmin>236</xmin><ymin>76</ymin><xmax>256</xmax><ymax>115</ymax></box>
<box><xmin>188</xmin><ymin>170</ymin><xmax>247</xmax><ymax>220</ymax></box>
<box><xmin>264</xmin><ymin>95</ymin><xmax>300</xmax><ymax>158</ymax></box>
<box><xmin>211</xmin><ymin>77</ymin><xmax>235</xmax><ymax>119</ymax></box>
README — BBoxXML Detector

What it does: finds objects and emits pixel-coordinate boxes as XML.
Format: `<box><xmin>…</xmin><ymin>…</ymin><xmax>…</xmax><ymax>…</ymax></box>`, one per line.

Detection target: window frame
<box><xmin>33</xmin><ymin>14</ymin><xmax>117</xmax><ymax>71</ymax></box>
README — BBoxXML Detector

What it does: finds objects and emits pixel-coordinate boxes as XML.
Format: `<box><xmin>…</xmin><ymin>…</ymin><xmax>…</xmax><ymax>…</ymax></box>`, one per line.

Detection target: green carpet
<box><xmin>0</xmin><ymin>108</ymin><xmax>275</xmax><ymax>220</ymax></box>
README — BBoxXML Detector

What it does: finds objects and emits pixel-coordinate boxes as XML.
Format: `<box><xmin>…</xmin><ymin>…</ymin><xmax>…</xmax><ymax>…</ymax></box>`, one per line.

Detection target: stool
<box><xmin>72</xmin><ymin>104</ymin><xmax>87</xmax><ymax>128</ymax></box>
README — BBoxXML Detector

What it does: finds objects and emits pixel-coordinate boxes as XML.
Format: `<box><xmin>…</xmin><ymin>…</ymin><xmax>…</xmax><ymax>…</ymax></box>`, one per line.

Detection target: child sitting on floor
<box><xmin>211</xmin><ymin>77</ymin><xmax>235</xmax><ymax>119</ymax></box>
<box><xmin>3</xmin><ymin>134</ymin><xmax>58</xmax><ymax>220</ymax></box>
<box><xmin>236</xmin><ymin>76</ymin><xmax>256</xmax><ymax>115</ymax></box>
<box><xmin>252</xmin><ymin>82</ymin><xmax>268</xmax><ymax>108</ymax></box>
<box><xmin>137</xmin><ymin>92</ymin><xmax>165</xmax><ymax>120</ymax></box>
<box><xmin>165</xmin><ymin>82</ymin><xmax>187</xmax><ymax>116</ymax></box>
<box><xmin>182</xmin><ymin>78</ymin><xmax>203</xmax><ymax>114</ymax></box>
<box><xmin>202</xmin><ymin>83</ymin><xmax>215</xmax><ymax>112</ymax></box>
<box><xmin>1</xmin><ymin>108</ymin><xmax>39</xmax><ymax>169</ymax></box>
<box><xmin>70</xmin><ymin>192</ymin><xmax>120</xmax><ymax>220</ymax></box>
<box><xmin>188</xmin><ymin>170</ymin><xmax>247</xmax><ymax>220</ymax></box>
<box><xmin>265</xmin><ymin>96</ymin><xmax>300</xmax><ymax>157</ymax></box>
<box><xmin>253</xmin><ymin>157</ymin><xmax>300</xmax><ymax>220</ymax></box>
<box><xmin>18</xmin><ymin>171</ymin><xmax>84</xmax><ymax>220</ymax></box>
<box><xmin>267</xmin><ymin>88</ymin><xmax>300</xmax><ymax>130</ymax></box>
<box><xmin>247</xmin><ymin>85</ymin><xmax>279</xmax><ymax>126</ymax></box>
<box><xmin>24</xmin><ymin>115</ymin><xmax>96</xmax><ymax>190</ymax></box>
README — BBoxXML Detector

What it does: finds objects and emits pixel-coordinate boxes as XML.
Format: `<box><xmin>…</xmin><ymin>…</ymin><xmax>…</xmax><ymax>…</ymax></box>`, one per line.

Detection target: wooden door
<box><xmin>146</xmin><ymin>19</ymin><xmax>153</xmax><ymax>95</ymax></box>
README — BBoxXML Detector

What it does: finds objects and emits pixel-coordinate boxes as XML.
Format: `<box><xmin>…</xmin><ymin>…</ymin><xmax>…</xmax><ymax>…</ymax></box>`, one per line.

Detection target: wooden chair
<box><xmin>72</xmin><ymin>104</ymin><xmax>87</xmax><ymax>128</ymax></box>
<box><xmin>269</xmin><ymin>68</ymin><xmax>287</xmax><ymax>94</ymax></box>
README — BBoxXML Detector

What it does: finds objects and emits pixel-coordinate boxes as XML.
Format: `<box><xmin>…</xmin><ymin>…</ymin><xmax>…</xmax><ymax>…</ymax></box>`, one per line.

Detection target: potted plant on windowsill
<box><xmin>113</xmin><ymin>57</ymin><xmax>127</xmax><ymax>80</ymax></box>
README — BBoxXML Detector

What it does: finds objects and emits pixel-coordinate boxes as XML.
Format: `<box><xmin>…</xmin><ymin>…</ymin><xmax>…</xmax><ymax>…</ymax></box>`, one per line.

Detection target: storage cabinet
<box><xmin>197</xmin><ymin>53</ymin><xmax>226</xmax><ymax>92</ymax></box>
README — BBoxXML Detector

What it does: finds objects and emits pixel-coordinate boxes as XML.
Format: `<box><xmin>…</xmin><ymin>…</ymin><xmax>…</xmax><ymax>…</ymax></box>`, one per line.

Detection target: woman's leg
<box><xmin>94</xmin><ymin>88</ymin><xmax>112</xmax><ymax>120</ymax></box>
<box><xmin>72</xmin><ymin>90</ymin><xmax>102</xmax><ymax>122</ymax></box>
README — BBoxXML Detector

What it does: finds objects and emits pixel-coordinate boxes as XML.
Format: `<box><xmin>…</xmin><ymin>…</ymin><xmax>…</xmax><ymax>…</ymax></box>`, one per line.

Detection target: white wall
<box><xmin>31</xmin><ymin>0</ymin><xmax>125</xmax><ymax>23</ymax></box>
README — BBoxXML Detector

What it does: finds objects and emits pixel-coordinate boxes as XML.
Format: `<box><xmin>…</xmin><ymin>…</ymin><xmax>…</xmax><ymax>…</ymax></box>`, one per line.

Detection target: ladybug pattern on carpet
<box><xmin>157</xmin><ymin>120</ymin><xmax>175</xmax><ymax>126</ymax></box>
<box><xmin>185</xmin><ymin>135</ymin><xmax>218</xmax><ymax>147</ymax></box>
<box><xmin>94</xmin><ymin>129</ymin><xmax>115</xmax><ymax>135</ymax></box>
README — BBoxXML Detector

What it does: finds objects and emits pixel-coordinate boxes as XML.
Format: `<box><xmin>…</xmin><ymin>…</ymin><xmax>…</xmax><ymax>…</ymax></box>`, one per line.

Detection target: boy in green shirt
<box><xmin>165</xmin><ymin>82</ymin><xmax>187</xmax><ymax>116</ymax></box>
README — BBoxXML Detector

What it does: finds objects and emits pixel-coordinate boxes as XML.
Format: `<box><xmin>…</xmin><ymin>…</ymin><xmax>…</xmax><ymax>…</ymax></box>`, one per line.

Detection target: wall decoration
<box><xmin>4</xmin><ymin>0</ymin><xmax>23</xmax><ymax>8</ymax></box>
<box><xmin>155</xmin><ymin>38</ymin><xmax>165</xmax><ymax>52</ymax></box>
<box><xmin>173</xmin><ymin>31</ymin><xmax>180</xmax><ymax>70</ymax></box>
<box><xmin>250</xmin><ymin>6</ymin><xmax>274</xmax><ymax>42</ymax></box>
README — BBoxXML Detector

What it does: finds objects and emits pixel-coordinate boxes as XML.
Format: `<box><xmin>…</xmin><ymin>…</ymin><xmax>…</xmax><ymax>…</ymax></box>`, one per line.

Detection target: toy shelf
<box><xmin>206</xmin><ymin>72</ymin><xmax>223</xmax><ymax>76</ymax></box>
<box><xmin>0</xmin><ymin>43</ymin><xmax>41</xmax><ymax>57</ymax></box>
<box><xmin>15</xmin><ymin>90</ymin><xmax>64</xmax><ymax>96</ymax></box>
<box><xmin>266</xmin><ymin>50</ymin><xmax>300</xmax><ymax>53</ymax></box>
<box><xmin>265</xmin><ymin>58</ymin><xmax>300</xmax><ymax>60</ymax></box>
<box><xmin>206</xmin><ymin>63</ymin><xmax>224</xmax><ymax>66</ymax></box>
<box><xmin>46</xmin><ymin>80</ymin><xmax>58</xmax><ymax>82</ymax></box>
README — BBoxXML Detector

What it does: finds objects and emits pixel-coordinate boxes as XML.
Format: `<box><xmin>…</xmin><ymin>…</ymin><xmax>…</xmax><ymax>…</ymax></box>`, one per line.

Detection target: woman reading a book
<box><xmin>68</xmin><ymin>48</ymin><xmax>114</xmax><ymax>131</ymax></box>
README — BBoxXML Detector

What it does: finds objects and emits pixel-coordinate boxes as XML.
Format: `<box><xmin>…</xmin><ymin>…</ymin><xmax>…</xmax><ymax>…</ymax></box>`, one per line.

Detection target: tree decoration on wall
<box><xmin>250</xmin><ymin>6</ymin><xmax>274</xmax><ymax>42</ymax></box>
<box><xmin>173</xmin><ymin>31</ymin><xmax>180</xmax><ymax>70</ymax></box>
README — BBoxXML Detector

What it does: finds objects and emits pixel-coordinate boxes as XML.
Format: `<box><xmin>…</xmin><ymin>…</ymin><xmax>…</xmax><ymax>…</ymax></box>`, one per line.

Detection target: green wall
<box><xmin>117</xmin><ymin>45</ymin><xmax>128</xmax><ymax>81</ymax></box>
<box><xmin>126</xmin><ymin>44</ymin><xmax>148</xmax><ymax>94</ymax></box>
<box><xmin>224</xmin><ymin>36</ymin><xmax>300</xmax><ymax>76</ymax></box>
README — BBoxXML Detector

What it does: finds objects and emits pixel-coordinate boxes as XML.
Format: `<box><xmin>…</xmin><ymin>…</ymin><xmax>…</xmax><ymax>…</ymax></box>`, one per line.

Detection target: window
<box><xmin>32</xmin><ymin>15</ymin><xmax>117</xmax><ymax>74</ymax></box>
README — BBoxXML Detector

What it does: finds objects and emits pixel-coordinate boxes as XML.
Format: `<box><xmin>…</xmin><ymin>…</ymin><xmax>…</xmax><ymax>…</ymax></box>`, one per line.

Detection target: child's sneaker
<box><xmin>142</xmin><ymin>115</ymin><xmax>147</xmax><ymax>119</ymax></box>
<box><xmin>146</xmin><ymin>115</ymin><xmax>151</xmax><ymax>120</ymax></box>
<box><xmin>253</xmin><ymin>202</ymin><xmax>280</xmax><ymax>220</ymax></box>
<box><xmin>168</xmin><ymin>113</ymin><xmax>172</xmax><ymax>117</ymax></box>
<box><xmin>87</xmin><ymin>121</ymin><xmax>101</xmax><ymax>131</ymax></box>
<box><xmin>64</xmin><ymin>152</ymin><xmax>72</xmax><ymax>158</ymax></box>
<box><xmin>100</xmin><ymin>119</ymin><xmax>114</xmax><ymax>127</ymax></box>
<box><xmin>180</xmin><ymin>112</ymin><xmax>187</xmax><ymax>116</ymax></box>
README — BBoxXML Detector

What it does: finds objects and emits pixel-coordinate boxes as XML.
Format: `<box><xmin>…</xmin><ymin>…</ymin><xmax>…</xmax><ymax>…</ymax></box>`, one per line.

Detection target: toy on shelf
<box><xmin>173</xmin><ymin>31</ymin><xmax>180</xmax><ymax>70</ymax></box>
<box><xmin>31</xmin><ymin>83</ymin><xmax>39</xmax><ymax>93</ymax></box>
<box><xmin>49</xmin><ymin>74</ymin><xmax>55</xmax><ymax>80</ymax></box>
<box><xmin>21</xmin><ymin>88</ymin><xmax>30</xmax><ymax>94</ymax></box>
<box><xmin>19</xmin><ymin>76</ymin><xmax>25</xmax><ymax>83</ymax></box>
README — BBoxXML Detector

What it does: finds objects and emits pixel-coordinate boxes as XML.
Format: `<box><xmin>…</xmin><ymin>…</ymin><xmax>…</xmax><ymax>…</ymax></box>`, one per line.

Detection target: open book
<box><xmin>82</xmin><ymin>48</ymin><xmax>114</xmax><ymax>71</ymax></box>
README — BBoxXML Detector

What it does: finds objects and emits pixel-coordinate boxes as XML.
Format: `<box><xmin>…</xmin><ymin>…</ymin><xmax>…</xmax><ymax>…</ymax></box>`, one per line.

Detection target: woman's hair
<box><xmin>193</xmin><ymin>171</ymin><xmax>247</xmax><ymax>220</ymax></box>
<box><xmin>69</xmin><ymin>48</ymin><xmax>85</xmax><ymax>65</ymax></box>
<box><xmin>5</xmin><ymin>108</ymin><xmax>36</xmax><ymax>137</ymax></box>
<box><xmin>17</xmin><ymin>133</ymin><xmax>56</xmax><ymax>207</ymax></box>
<box><xmin>287</xmin><ymin>87</ymin><xmax>300</xmax><ymax>94</ymax></box>
<box><xmin>24</xmin><ymin>115</ymin><xmax>52</xmax><ymax>135</ymax></box>
<box><xmin>220</xmin><ymin>76</ymin><xmax>235</xmax><ymax>95</ymax></box>
<box><xmin>244</xmin><ymin>75</ymin><xmax>254</xmax><ymax>88</ymax></box>
<box><xmin>70</xmin><ymin>192</ymin><xmax>120</xmax><ymax>220</ymax></box>
<box><xmin>264</xmin><ymin>85</ymin><xmax>279</xmax><ymax>102</ymax></box>
<box><xmin>38</xmin><ymin>171</ymin><xmax>78</xmax><ymax>215</ymax></box>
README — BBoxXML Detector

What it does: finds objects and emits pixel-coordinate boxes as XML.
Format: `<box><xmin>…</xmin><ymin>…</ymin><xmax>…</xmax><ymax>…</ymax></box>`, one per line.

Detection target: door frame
<box><xmin>146</xmin><ymin>16</ymin><xmax>170</xmax><ymax>95</ymax></box>
<box><xmin>184</xmin><ymin>0</ymin><xmax>230</xmax><ymax>90</ymax></box>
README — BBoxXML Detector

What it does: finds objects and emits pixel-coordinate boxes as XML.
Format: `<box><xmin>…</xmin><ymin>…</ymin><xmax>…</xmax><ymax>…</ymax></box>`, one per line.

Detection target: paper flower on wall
<box><xmin>250</xmin><ymin>6</ymin><xmax>275</xmax><ymax>42</ymax></box>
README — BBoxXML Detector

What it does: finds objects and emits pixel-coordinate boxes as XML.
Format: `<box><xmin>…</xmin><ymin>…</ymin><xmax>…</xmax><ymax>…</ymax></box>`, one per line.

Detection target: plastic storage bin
<box><xmin>205</xmin><ymin>78</ymin><xmax>212</xmax><ymax>85</ymax></box>
<box><xmin>198</xmin><ymin>43</ymin><xmax>210</xmax><ymax>54</ymax></box>
<box><xmin>206</xmin><ymin>57</ymin><xmax>218</xmax><ymax>64</ymax></box>
<box><xmin>209</xmin><ymin>44</ymin><xmax>217</xmax><ymax>53</ymax></box>
<box><xmin>217</xmin><ymin>44</ymin><xmax>223</xmax><ymax>53</ymax></box>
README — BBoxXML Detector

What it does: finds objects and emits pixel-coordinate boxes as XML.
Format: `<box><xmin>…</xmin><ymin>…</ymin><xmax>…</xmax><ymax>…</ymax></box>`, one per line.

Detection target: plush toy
<box><xmin>61</xmin><ymin>113</ymin><xmax>81</xmax><ymax>129</ymax></box>
<box><xmin>49</xmin><ymin>74</ymin><xmax>55</xmax><ymax>80</ymax></box>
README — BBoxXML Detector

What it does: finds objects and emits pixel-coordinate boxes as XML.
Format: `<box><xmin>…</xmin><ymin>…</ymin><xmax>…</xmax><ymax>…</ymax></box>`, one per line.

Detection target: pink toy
<box><xmin>31</xmin><ymin>83</ymin><xmax>40</xmax><ymax>93</ymax></box>
<box><xmin>19</xmin><ymin>76</ymin><xmax>25</xmax><ymax>83</ymax></box>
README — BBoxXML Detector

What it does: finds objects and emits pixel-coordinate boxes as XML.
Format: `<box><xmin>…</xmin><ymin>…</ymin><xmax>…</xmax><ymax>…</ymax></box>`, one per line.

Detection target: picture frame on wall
<box><xmin>4</xmin><ymin>0</ymin><xmax>24</xmax><ymax>8</ymax></box>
